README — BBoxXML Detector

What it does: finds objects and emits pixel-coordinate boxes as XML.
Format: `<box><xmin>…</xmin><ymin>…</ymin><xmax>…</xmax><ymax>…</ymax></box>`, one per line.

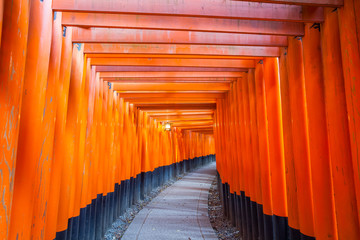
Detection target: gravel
<box><xmin>208</xmin><ymin>177</ymin><xmax>242</xmax><ymax>240</ymax></box>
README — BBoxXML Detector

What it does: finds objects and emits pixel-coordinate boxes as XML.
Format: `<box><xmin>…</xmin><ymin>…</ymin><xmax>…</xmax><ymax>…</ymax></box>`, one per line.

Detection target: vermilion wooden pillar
<box><xmin>237</xmin><ymin>75</ymin><xmax>251</xmax><ymax>238</ymax></box>
<box><xmin>302</xmin><ymin>23</ymin><xmax>337</xmax><ymax>240</ymax></box>
<box><xmin>47</xmin><ymin>26</ymin><xmax>73</xmax><ymax>239</ymax></box>
<box><xmin>278</xmin><ymin>47</ymin><xmax>300</xmax><ymax>238</ymax></box>
<box><xmin>354</xmin><ymin>0</ymin><xmax>360</xmax><ymax>48</ymax></box>
<box><xmin>93</xmin><ymin>72</ymin><xmax>102</xmax><ymax>201</ymax></box>
<box><xmin>32</xmin><ymin>10</ymin><xmax>63</xmax><ymax>240</ymax></box>
<box><xmin>322</xmin><ymin>7</ymin><xmax>360</xmax><ymax>240</ymax></box>
<box><xmin>56</xmin><ymin>32</ymin><xmax>82</xmax><ymax>238</ymax></box>
<box><xmin>82</xmin><ymin>65</ymin><xmax>97</xmax><ymax>240</ymax></box>
<box><xmin>287</xmin><ymin>37</ymin><xmax>315</xmax><ymax>238</ymax></box>
<box><xmin>248</xmin><ymin>67</ymin><xmax>264</xmax><ymax>239</ymax></box>
<box><xmin>215</xmin><ymin>99</ymin><xmax>225</xmax><ymax>184</ymax></box>
<box><xmin>338</xmin><ymin>0</ymin><xmax>360</xmax><ymax>221</ymax></box>
<box><xmin>65</xmin><ymin>43</ymin><xmax>85</xmax><ymax>239</ymax></box>
<box><xmin>263</xmin><ymin>57</ymin><xmax>288</xmax><ymax>239</ymax></box>
<box><xmin>0</xmin><ymin>0</ymin><xmax>30</xmax><ymax>238</ymax></box>
<box><xmin>254</xmin><ymin>62</ymin><xmax>274</xmax><ymax>240</ymax></box>
<box><xmin>90</xmin><ymin>71</ymin><xmax>102</xmax><ymax>240</ymax></box>
<box><xmin>242</xmin><ymin>72</ymin><xmax>258</xmax><ymax>239</ymax></box>
<box><xmin>43</xmin><ymin>11</ymin><xmax>65</xmax><ymax>240</ymax></box>
<box><xmin>220</xmin><ymin>98</ymin><xmax>229</xmax><ymax>188</ymax></box>
<box><xmin>0</xmin><ymin>0</ymin><xmax>3</xmax><ymax>45</ymax></box>
<box><xmin>232</xmin><ymin>80</ymin><xmax>243</xmax><ymax>200</ymax></box>
<box><xmin>228</xmin><ymin>84</ymin><xmax>237</xmax><ymax>195</ymax></box>
<box><xmin>9</xmin><ymin>0</ymin><xmax>53</xmax><ymax>238</ymax></box>
<box><xmin>77</xmin><ymin>59</ymin><xmax>92</xmax><ymax>239</ymax></box>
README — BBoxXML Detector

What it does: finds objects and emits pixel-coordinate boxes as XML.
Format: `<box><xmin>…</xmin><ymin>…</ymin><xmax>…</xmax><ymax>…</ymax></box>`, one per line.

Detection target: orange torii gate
<box><xmin>0</xmin><ymin>0</ymin><xmax>360</xmax><ymax>240</ymax></box>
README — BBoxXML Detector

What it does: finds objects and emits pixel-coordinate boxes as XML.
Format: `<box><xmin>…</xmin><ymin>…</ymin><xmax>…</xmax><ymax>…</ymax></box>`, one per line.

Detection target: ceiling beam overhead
<box><xmin>52</xmin><ymin>0</ymin><xmax>323</xmax><ymax>22</ymax></box>
<box><xmin>155</xmin><ymin>116</ymin><xmax>214</xmax><ymax>121</ymax></box>
<box><xmin>126</xmin><ymin>99</ymin><xmax>219</xmax><ymax>103</ymax></box>
<box><xmin>178</xmin><ymin>125</ymin><xmax>214</xmax><ymax>130</ymax></box>
<box><xmin>146</xmin><ymin>110</ymin><xmax>214</xmax><ymax>116</ymax></box>
<box><xmin>87</xmin><ymin>54</ymin><xmax>262</xmax><ymax>60</ymax></box>
<box><xmin>172</xmin><ymin>121</ymin><xmax>214</xmax><ymax>127</ymax></box>
<box><xmin>153</xmin><ymin>114</ymin><xmax>214</xmax><ymax>120</ymax></box>
<box><xmin>100</xmin><ymin>72</ymin><xmax>245</xmax><ymax>78</ymax></box>
<box><xmin>127</xmin><ymin>100</ymin><xmax>217</xmax><ymax>104</ymax></box>
<box><xmin>95</xmin><ymin>66</ymin><xmax>247</xmax><ymax>73</ymax></box>
<box><xmin>112</xmin><ymin>82</ymin><xmax>230</xmax><ymax>91</ymax></box>
<box><xmin>118</xmin><ymin>93</ymin><xmax>224</xmax><ymax>99</ymax></box>
<box><xmin>137</xmin><ymin>104</ymin><xmax>216</xmax><ymax>110</ymax></box>
<box><xmin>84</xmin><ymin>44</ymin><xmax>280</xmax><ymax>57</ymax></box>
<box><xmin>183</xmin><ymin>130</ymin><xmax>214</xmax><ymax>134</ymax></box>
<box><xmin>231</xmin><ymin>0</ymin><xmax>343</xmax><ymax>7</ymax></box>
<box><xmin>73</xmin><ymin>28</ymin><xmax>288</xmax><ymax>47</ymax></box>
<box><xmin>108</xmin><ymin>78</ymin><xmax>235</xmax><ymax>83</ymax></box>
<box><xmin>89</xmin><ymin>58</ymin><xmax>255</xmax><ymax>68</ymax></box>
<box><xmin>62</xmin><ymin>13</ymin><xmax>304</xmax><ymax>36</ymax></box>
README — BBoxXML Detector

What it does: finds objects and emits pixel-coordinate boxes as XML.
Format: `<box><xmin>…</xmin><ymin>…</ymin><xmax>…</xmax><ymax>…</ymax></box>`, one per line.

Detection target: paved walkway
<box><xmin>122</xmin><ymin>162</ymin><xmax>218</xmax><ymax>240</ymax></box>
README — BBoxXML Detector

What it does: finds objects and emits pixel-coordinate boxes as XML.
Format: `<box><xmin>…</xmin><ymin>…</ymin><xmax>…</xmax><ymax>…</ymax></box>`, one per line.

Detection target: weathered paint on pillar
<box><xmin>55</xmin><ymin>27</ymin><xmax>74</xmax><ymax>235</ymax></box>
<box><xmin>9</xmin><ymin>0</ymin><xmax>53</xmax><ymax>238</ymax></box>
<box><xmin>0</xmin><ymin>0</ymin><xmax>30</xmax><ymax>238</ymax></box>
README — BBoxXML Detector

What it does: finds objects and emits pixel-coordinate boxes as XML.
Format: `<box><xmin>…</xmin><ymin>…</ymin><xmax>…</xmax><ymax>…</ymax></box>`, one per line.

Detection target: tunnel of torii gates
<box><xmin>0</xmin><ymin>0</ymin><xmax>360</xmax><ymax>240</ymax></box>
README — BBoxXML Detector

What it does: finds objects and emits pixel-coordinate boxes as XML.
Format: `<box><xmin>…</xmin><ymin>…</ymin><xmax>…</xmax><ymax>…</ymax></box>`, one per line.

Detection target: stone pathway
<box><xmin>122</xmin><ymin>162</ymin><xmax>218</xmax><ymax>240</ymax></box>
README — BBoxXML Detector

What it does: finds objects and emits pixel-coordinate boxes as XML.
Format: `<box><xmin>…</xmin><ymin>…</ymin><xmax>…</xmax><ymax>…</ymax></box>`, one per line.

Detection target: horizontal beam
<box><xmin>109</xmin><ymin>78</ymin><xmax>235</xmax><ymax>83</ymax></box>
<box><xmin>113</xmin><ymin>82</ymin><xmax>230</xmax><ymax>91</ymax></box>
<box><xmin>185</xmin><ymin>130</ymin><xmax>214</xmax><ymax>134</ymax></box>
<box><xmin>100</xmin><ymin>72</ymin><xmax>245</xmax><ymax>78</ymax></box>
<box><xmin>53</xmin><ymin>0</ymin><xmax>323</xmax><ymax>22</ymax></box>
<box><xmin>84</xmin><ymin>44</ymin><xmax>280</xmax><ymax>57</ymax></box>
<box><xmin>127</xmin><ymin>99</ymin><xmax>217</xmax><ymax>104</ymax></box>
<box><xmin>147</xmin><ymin>110</ymin><xmax>214</xmax><ymax>116</ymax></box>
<box><xmin>73</xmin><ymin>28</ymin><xmax>287</xmax><ymax>46</ymax></box>
<box><xmin>90</xmin><ymin>58</ymin><xmax>255</xmax><ymax>68</ymax></box>
<box><xmin>181</xmin><ymin>126</ymin><xmax>214</xmax><ymax>129</ymax></box>
<box><xmin>95</xmin><ymin>66</ymin><xmax>247</xmax><ymax>72</ymax></box>
<box><xmin>162</xmin><ymin>118</ymin><xmax>214</xmax><ymax>123</ymax></box>
<box><xmin>62</xmin><ymin>12</ymin><xmax>304</xmax><ymax>36</ymax></box>
<box><xmin>154</xmin><ymin>114</ymin><xmax>214</xmax><ymax>121</ymax></box>
<box><xmin>137</xmin><ymin>103</ymin><xmax>216</xmax><ymax>110</ymax></box>
<box><xmin>178</xmin><ymin>125</ymin><xmax>214</xmax><ymax>130</ymax></box>
<box><xmin>117</xmin><ymin>91</ymin><xmax>226</xmax><ymax>94</ymax></box>
<box><xmin>232</xmin><ymin>0</ymin><xmax>342</xmax><ymax>7</ymax></box>
<box><xmin>119</xmin><ymin>93</ymin><xmax>224</xmax><ymax>98</ymax></box>
<box><xmin>172</xmin><ymin>121</ymin><xmax>214</xmax><ymax>126</ymax></box>
<box><xmin>87</xmin><ymin>54</ymin><xmax>261</xmax><ymax>60</ymax></box>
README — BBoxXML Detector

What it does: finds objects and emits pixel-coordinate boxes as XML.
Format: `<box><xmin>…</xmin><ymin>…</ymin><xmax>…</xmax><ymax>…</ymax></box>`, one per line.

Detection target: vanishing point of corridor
<box><xmin>1</xmin><ymin>0</ymin><xmax>360</xmax><ymax>240</ymax></box>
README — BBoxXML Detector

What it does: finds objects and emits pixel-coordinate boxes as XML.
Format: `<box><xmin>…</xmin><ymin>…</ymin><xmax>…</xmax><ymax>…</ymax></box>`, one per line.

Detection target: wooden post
<box><xmin>263</xmin><ymin>57</ymin><xmax>288</xmax><ymax>239</ymax></box>
<box><xmin>278</xmin><ymin>47</ymin><xmax>301</xmax><ymax>238</ymax></box>
<box><xmin>321</xmin><ymin>7</ymin><xmax>360</xmax><ymax>240</ymax></box>
<box><xmin>9</xmin><ymin>0</ymin><xmax>53</xmax><ymax>238</ymax></box>
<box><xmin>255</xmin><ymin>62</ymin><xmax>274</xmax><ymax>240</ymax></box>
<box><xmin>287</xmin><ymin>36</ymin><xmax>315</xmax><ymax>238</ymax></box>
<box><xmin>0</xmin><ymin>0</ymin><xmax>30</xmax><ymax>238</ymax></box>
<box><xmin>338</xmin><ymin>0</ymin><xmax>360</xmax><ymax>222</ymax></box>
<box><xmin>302</xmin><ymin>22</ymin><xmax>337</xmax><ymax>240</ymax></box>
